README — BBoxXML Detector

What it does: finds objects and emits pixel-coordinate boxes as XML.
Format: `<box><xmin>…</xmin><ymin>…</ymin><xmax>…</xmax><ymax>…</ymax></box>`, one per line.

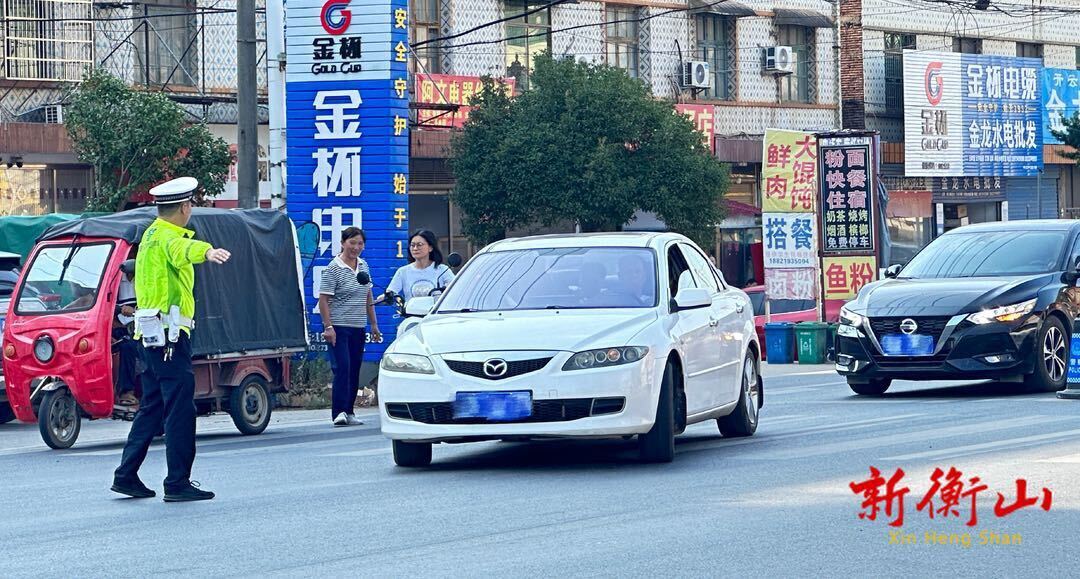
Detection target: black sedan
<box><xmin>836</xmin><ymin>220</ymin><xmax>1080</xmax><ymax>395</ymax></box>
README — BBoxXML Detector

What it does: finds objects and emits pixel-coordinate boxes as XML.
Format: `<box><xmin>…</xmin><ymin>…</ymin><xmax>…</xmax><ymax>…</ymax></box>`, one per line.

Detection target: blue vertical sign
<box><xmin>1043</xmin><ymin>68</ymin><xmax>1080</xmax><ymax>145</ymax></box>
<box><xmin>285</xmin><ymin>0</ymin><xmax>410</xmax><ymax>360</ymax></box>
<box><xmin>960</xmin><ymin>54</ymin><xmax>1043</xmax><ymax>176</ymax></box>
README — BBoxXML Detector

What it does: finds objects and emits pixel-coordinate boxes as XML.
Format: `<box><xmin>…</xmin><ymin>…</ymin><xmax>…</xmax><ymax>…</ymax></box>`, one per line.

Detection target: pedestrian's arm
<box><xmin>367</xmin><ymin>288</ymin><xmax>381</xmax><ymax>340</ymax></box>
<box><xmin>318</xmin><ymin>268</ymin><xmax>337</xmax><ymax>345</ymax></box>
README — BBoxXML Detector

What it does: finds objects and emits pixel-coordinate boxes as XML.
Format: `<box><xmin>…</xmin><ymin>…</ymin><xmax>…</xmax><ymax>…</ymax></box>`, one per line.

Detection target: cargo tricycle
<box><xmin>1</xmin><ymin>208</ymin><xmax>309</xmax><ymax>449</ymax></box>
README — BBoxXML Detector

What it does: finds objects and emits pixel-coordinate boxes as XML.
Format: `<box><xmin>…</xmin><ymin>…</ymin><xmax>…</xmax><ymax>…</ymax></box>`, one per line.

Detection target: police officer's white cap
<box><xmin>149</xmin><ymin>177</ymin><xmax>198</xmax><ymax>205</ymax></box>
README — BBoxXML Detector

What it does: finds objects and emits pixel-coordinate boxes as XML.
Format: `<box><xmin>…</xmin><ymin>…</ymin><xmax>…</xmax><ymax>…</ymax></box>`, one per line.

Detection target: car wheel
<box><xmin>638</xmin><ymin>362</ymin><xmax>676</xmax><ymax>463</ymax></box>
<box><xmin>38</xmin><ymin>388</ymin><xmax>81</xmax><ymax>449</ymax></box>
<box><xmin>847</xmin><ymin>378</ymin><xmax>892</xmax><ymax>396</ymax></box>
<box><xmin>717</xmin><ymin>353</ymin><xmax>759</xmax><ymax>437</ymax></box>
<box><xmin>0</xmin><ymin>401</ymin><xmax>15</xmax><ymax>425</ymax></box>
<box><xmin>229</xmin><ymin>376</ymin><xmax>273</xmax><ymax>435</ymax></box>
<box><xmin>392</xmin><ymin>440</ymin><xmax>433</xmax><ymax>467</ymax></box>
<box><xmin>1024</xmin><ymin>317</ymin><xmax>1069</xmax><ymax>392</ymax></box>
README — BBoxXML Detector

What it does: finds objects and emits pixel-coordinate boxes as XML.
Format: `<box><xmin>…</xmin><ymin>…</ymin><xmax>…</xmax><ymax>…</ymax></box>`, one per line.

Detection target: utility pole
<box><xmin>237</xmin><ymin>0</ymin><xmax>259</xmax><ymax>209</ymax></box>
<box><xmin>266</xmin><ymin>0</ymin><xmax>286</xmax><ymax>209</ymax></box>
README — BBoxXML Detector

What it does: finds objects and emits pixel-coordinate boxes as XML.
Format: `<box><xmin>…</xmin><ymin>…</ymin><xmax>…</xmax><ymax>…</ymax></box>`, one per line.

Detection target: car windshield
<box><xmin>17</xmin><ymin>243</ymin><xmax>114</xmax><ymax>315</ymax></box>
<box><xmin>436</xmin><ymin>247</ymin><xmax>658</xmax><ymax>313</ymax></box>
<box><xmin>900</xmin><ymin>230</ymin><xmax>1067</xmax><ymax>279</ymax></box>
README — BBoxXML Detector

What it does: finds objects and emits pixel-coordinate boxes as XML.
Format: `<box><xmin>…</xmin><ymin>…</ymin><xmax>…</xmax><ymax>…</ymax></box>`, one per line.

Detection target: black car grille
<box><xmin>387</xmin><ymin>397</ymin><xmax>625</xmax><ymax>425</ymax></box>
<box><xmin>444</xmin><ymin>357</ymin><xmax>552</xmax><ymax>380</ymax></box>
<box><xmin>869</xmin><ymin>317</ymin><xmax>950</xmax><ymax>341</ymax></box>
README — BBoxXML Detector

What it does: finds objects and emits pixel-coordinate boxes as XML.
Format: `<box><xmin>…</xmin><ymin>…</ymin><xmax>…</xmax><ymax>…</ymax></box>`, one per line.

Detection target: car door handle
<box><xmin>709</xmin><ymin>318</ymin><xmax>719</xmax><ymax>327</ymax></box>
<box><xmin>735</xmin><ymin>304</ymin><xmax>744</xmax><ymax>314</ymax></box>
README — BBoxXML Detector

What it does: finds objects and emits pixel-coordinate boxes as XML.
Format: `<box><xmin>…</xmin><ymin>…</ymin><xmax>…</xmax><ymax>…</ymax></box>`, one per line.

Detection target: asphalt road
<box><xmin>2</xmin><ymin>365</ymin><xmax>1080</xmax><ymax>577</ymax></box>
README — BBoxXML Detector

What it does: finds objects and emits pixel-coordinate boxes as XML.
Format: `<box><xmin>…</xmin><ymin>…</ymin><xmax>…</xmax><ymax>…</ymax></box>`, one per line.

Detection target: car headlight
<box><xmin>967</xmin><ymin>299</ymin><xmax>1037</xmax><ymax>325</ymax></box>
<box><xmin>839</xmin><ymin>306</ymin><xmax>866</xmax><ymax>327</ymax></box>
<box><xmin>380</xmin><ymin>353</ymin><xmax>435</xmax><ymax>375</ymax></box>
<box><xmin>562</xmin><ymin>346</ymin><xmax>648</xmax><ymax>371</ymax></box>
<box><xmin>33</xmin><ymin>335</ymin><xmax>54</xmax><ymax>364</ymax></box>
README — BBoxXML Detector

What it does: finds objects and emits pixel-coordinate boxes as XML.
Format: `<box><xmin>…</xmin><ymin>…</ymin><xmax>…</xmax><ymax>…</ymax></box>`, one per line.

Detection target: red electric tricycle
<box><xmin>1</xmin><ymin>208</ymin><xmax>309</xmax><ymax>449</ymax></box>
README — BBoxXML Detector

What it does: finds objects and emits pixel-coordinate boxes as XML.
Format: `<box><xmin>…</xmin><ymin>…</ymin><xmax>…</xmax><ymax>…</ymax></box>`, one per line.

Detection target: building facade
<box><xmin>850</xmin><ymin>0</ymin><xmax>1080</xmax><ymax>265</ymax></box>
<box><xmin>410</xmin><ymin>0</ymin><xmax>841</xmax><ymax>287</ymax></box>
<box><xmin>0</xmin><ymin>0</ymin><xmax>270</xmax><ymax>215</ymax></box>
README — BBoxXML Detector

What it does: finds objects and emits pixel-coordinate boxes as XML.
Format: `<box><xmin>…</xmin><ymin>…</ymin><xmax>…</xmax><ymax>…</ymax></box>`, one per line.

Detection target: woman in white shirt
<box><xmin>387</xmin><ymin>230</ymin><xmax>456</xmax><ymax>302</ymax></box>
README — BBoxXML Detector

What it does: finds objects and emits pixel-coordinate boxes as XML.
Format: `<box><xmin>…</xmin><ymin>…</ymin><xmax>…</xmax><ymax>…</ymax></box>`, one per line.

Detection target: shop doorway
<box><xmin>940</xmin><ymin>202</ymin><xmax>1002</xmax><ymax>233</ymax></box>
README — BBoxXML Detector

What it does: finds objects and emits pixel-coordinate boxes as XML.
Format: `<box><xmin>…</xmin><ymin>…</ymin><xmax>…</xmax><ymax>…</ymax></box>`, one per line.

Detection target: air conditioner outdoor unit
<box><xmin>764</xmin><ymin>46</ymin><xmax>795</xmax><ymax>75</ymax></box>
<box><xmin>682</xmin><ymin>60</ymin><xmax>711</xmax><ymax>89</ymax></box>
<box><xmin>44</xmin><ymin>104</ymin><xmax>63</xmax><ymax>124</ymax></box>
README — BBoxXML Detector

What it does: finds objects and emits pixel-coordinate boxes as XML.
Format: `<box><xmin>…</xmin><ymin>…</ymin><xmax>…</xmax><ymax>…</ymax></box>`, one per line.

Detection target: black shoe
<box><xmin>163</xmin><ymin>481</ymin><xmax>215</xmax><ymax>502</ymax></box>
<box><xmin>111</xmin><ymin>478</ymin><xmax>156</xmax><ymax>499</ymax></box>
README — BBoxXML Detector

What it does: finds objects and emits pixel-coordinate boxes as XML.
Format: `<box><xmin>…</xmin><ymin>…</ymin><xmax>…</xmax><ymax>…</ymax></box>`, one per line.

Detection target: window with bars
<box><xmin>884</xmin><ymin>32</ymin><xmax>915</xmax><ymax>117</ymax></box>
<box><xmin>605</xmin><ymin>5</ymin><xmax>639</xmax><ymax>79</ymax></box>
<box><xmin>505</xmin><ymin>0</ymin><xmax>551</xmax><ymax>90</ymax></box>
<box><xmin>413</xmin><ymin>0</ymin><xmax>441</xmax><ymax>75</ymax></box>
<box><xmin>778</xmin><ymin>25</ymin><xmax>813</xmax><ymax>103</ymax></box>
<box><xmin>134</xmin><ymin>0</ymin><xmax>198</xmax><ymax>87</ymax></box>
<box><xmin>953</xmin><ymin>37</ymin><xmax>982</xmax><ymax>54</ymax></box>
<box><xmin>696</xmin><ymin>14</ymin><xmax>733</xmax><ymax>100</ymax></box>
<box><xmin>2</xmin><ymin>0</ymin><xmax>93</xmax><ymax>81</ymax></box>
<box><xmin>1016</xmin><ymin>42</ymin><xmax>1043</xmax><ymax>59</ymax></box>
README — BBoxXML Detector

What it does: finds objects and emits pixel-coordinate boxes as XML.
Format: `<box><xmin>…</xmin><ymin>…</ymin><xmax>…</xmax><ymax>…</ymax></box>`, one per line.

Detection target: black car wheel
<box><xmin>1025</xmin><ymin>317</ymin><xmax>1069</xmax><ymax>392</ymax></box>
<box><xmin>847</xmin><ymin>378</ymin><xmax>892</xmax><ymax>396</ymax></box>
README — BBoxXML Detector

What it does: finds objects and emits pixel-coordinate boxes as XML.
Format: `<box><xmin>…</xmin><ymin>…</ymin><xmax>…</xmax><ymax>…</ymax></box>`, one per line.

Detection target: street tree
<box><xmin>65</xmin><ymin>69</ymin><xmax>231</xmax><ymax>212</ymax></box>
<box><xmin>1053</xmin><ymin>112</ymin><xmax>1080</xmax><ymax>163</ymax></box>
<box><xmin>450</xmin><ymin>54</ymin><xmax>729</xmax><ymax>246</ymax></box>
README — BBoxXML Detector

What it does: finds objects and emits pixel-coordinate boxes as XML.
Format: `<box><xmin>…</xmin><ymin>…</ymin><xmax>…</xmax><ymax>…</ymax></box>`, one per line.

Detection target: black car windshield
<box><xmin>436</xmin><ymin>247</ymin><xmax>658</xmax><ymax>313</ymax></box>
<box><xmin>900</xmin><ymin>230</ymin><xmax>1067</xmax><ymax>279</ymax></box>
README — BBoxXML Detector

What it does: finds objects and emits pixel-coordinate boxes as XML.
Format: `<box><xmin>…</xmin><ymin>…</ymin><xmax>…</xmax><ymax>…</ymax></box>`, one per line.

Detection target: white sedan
<box><xmin>379</xmin><ymin>232</ymin><xmax>763</xmax><ymax>466</ymax></box>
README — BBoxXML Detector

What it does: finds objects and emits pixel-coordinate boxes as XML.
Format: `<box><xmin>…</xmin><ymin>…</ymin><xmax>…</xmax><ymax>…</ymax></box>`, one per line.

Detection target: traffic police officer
<box><xmin>111</xmin><ymin>177</ymin><xmax>231</xmax><ymax>502</ymax></box>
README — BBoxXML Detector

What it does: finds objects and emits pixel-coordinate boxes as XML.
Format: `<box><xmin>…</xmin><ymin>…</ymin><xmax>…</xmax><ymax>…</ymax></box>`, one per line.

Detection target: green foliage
<box><xmin>1052</xmin><ymin>112</ymin><xmax>1080</xmax><ymax>163</ymax></box>
<box><xmin>65</xmin><ymin>69</ymin><xmax>231</xmax><ymax>212</ymax></box>
<box><xmin>450</xmin><ymin>53</ymin><xmax>729</xmax><ymax>247</ymax></box>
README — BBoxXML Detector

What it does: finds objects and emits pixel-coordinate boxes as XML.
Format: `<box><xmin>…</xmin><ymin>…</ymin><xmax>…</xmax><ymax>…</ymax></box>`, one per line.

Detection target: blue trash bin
<box><xmin>764</xmin><ymin>322</ymin><xmax>796</xmax><ymax>364</ymax></box>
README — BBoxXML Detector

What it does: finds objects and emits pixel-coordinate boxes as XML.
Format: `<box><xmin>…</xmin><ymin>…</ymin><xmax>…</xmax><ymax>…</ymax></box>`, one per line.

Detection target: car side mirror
<box><xmin>446</xmin><ymin>252</ymin><xmax>463</xmax><ymax>269</ymax></box>
<box><xmin>404</xmin><ymin>296</ymin><xmax>435</xmax><ymax>317</ymax></box>
<box><xmin>672</xmin><ymin>287</ymin><xmax>711</xmax><ymax>312</ymax></box>
<box><xmin>883</xmin><ymin>264</ymin><xmax>902</xmax><ymax>279</ymax></box>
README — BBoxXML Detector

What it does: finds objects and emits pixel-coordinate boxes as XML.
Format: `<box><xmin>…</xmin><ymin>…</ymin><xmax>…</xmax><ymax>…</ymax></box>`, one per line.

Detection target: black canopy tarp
<box><xmin>39</xmin><ymin>207</ymin><xmax>308</xmax><ymax>357</ymax></box>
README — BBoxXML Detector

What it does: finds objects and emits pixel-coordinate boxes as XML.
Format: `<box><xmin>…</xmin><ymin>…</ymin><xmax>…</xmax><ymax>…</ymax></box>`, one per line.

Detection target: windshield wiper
<box><xmin>56</xmin><ymin>237</ymin><xmax>82</xmax><ymax>286</ymax></box>
<box><xmin>438</xmin><ymin>308</ymin><xmax>478</xmax><ymax>314</ymax></box>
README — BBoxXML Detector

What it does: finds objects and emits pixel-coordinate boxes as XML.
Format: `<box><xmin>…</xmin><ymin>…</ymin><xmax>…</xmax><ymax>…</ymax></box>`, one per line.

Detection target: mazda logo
<box><xmin>900</xmin><ymin>319</ymin><xmax>919</xmax><ymax>335</ymax></box>
<box><xmin>483</xmin><ymin>359</ymin><xmax>508</xmax><ymax>378</ymax></box>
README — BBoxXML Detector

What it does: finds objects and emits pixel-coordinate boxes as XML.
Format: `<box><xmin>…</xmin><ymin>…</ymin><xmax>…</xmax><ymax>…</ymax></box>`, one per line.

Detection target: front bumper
<box><xmin>836</xmin><ymin>314</ymin><xmax>1039</xmax><ymax>382</ymax></box>
<box><xmin>379</xmin><ymin>352</ymin><xmax>660</xmax><ymax>443</ymax></box>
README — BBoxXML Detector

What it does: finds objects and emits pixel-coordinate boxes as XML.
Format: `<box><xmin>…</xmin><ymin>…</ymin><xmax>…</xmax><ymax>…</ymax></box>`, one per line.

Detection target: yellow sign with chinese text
<box><xmin>822</xmin><ymin>255</ymin><xmax>877</xmax><ymax>300</ymax></box>
<box><xmin>761</xmin><ymin>129</ymin><xmax>818</xmax><ymax>213</ymax></box>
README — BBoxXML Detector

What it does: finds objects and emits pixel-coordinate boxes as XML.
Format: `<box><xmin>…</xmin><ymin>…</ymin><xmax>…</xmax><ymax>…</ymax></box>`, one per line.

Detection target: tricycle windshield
<box><xmin>16</xmin><ymin>242</ymin><xmax>115</xmax><ymax>315</ymax></box>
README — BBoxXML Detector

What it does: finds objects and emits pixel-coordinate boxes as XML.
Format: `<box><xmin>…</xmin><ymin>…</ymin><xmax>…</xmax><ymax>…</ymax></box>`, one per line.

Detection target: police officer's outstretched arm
<box><xmin>165</xmin><ymin>237</ymin><xmax>231</xmax><ymax>267</ymax></box>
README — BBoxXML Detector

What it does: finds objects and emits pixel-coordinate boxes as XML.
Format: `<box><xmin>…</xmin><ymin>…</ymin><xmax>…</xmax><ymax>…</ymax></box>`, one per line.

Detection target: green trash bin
<box><xmin>795</xmin><ymin>322</ymin><xmax>830</xmax><ymax>364</ymax></box>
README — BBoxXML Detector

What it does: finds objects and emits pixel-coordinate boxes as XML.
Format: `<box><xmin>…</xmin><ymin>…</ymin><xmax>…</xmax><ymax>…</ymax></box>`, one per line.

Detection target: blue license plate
<box><xmin>881</xmin><ymin>334</ymin><xmax>935</xmax><ymax>356</ymax></box>
<box><xmin>453</xmin><ymin>391</ymin><xmax>533</xmax><ymax>421</ymax></box>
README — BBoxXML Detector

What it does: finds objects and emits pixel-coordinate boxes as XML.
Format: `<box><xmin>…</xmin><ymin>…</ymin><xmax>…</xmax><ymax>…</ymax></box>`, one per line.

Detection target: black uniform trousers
<box><xmin>114</xmin><ymin>332</ymin><xmax>196</xmax><ymax>492</ymax></box>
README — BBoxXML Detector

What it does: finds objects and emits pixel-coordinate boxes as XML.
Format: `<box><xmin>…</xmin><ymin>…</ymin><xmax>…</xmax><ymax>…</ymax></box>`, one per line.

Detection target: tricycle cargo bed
<box><xmin>39</xmin><ymin>208</ymin><xmax>308</xmax><ymax>357</ymax></box>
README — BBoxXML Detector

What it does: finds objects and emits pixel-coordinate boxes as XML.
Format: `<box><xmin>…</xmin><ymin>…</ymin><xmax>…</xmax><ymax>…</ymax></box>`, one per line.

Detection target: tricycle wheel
<box><xmin>229</xmin><ymin>376</ymin><xmax>272</xmax><ymax>436</ymax></box>
<box><xmin>0</xmin><ymin>401</ymin><xmax>15</xmax><ymax>425</ymax></box>
<box><xmin>38</xmin><ymin>389</ymin><xmax>81</xmax><ymax>449</ymax></box>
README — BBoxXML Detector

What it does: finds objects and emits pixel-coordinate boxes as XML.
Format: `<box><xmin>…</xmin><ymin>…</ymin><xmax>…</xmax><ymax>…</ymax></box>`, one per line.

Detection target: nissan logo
<box><xmin>483</xmin><ymin>359</ymin><xmax>508</xmax><ymax>378</ymax></box>
<box><xmin>900</xmin><ymin>319</ymin><xmax>919</xmax><ymax>335</ymax></box>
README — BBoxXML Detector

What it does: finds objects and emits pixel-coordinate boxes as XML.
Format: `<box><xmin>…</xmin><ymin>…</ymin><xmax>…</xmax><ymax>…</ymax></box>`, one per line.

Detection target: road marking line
<box><xmin>677</xmin><ymin>413</ymin><xmax>927</xmax><ymax>454</ymax></box>
<box><xmin>885</xmin><ymin>428</ymin><xmax>1080</xmax><ymax>461</ymax></box>
<box><xmin>750</xmin><ymin>415</ymin><xmax>1078</xmax><ymax>460</ymax></box>
<box><xmin>1038</xmin><ymin>453</ymin><xmax>1080</xmax><ymax>463</ymax></box>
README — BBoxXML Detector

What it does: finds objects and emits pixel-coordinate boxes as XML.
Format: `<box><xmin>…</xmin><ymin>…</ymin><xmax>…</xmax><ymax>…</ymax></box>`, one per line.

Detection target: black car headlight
<box><xmin>562</xmin><ymin>347</ymin><xmax>648</xmax><ymax>371</ymax></box>
<box><xmin>967</xmin><ymin>299</ymin><xmax>1037</xmax><ymax>325</ymax></box>
<box><xmin>34</xmin><ymin>335</ymin><xmax>55</xmax><ymax>364</ymax></box>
